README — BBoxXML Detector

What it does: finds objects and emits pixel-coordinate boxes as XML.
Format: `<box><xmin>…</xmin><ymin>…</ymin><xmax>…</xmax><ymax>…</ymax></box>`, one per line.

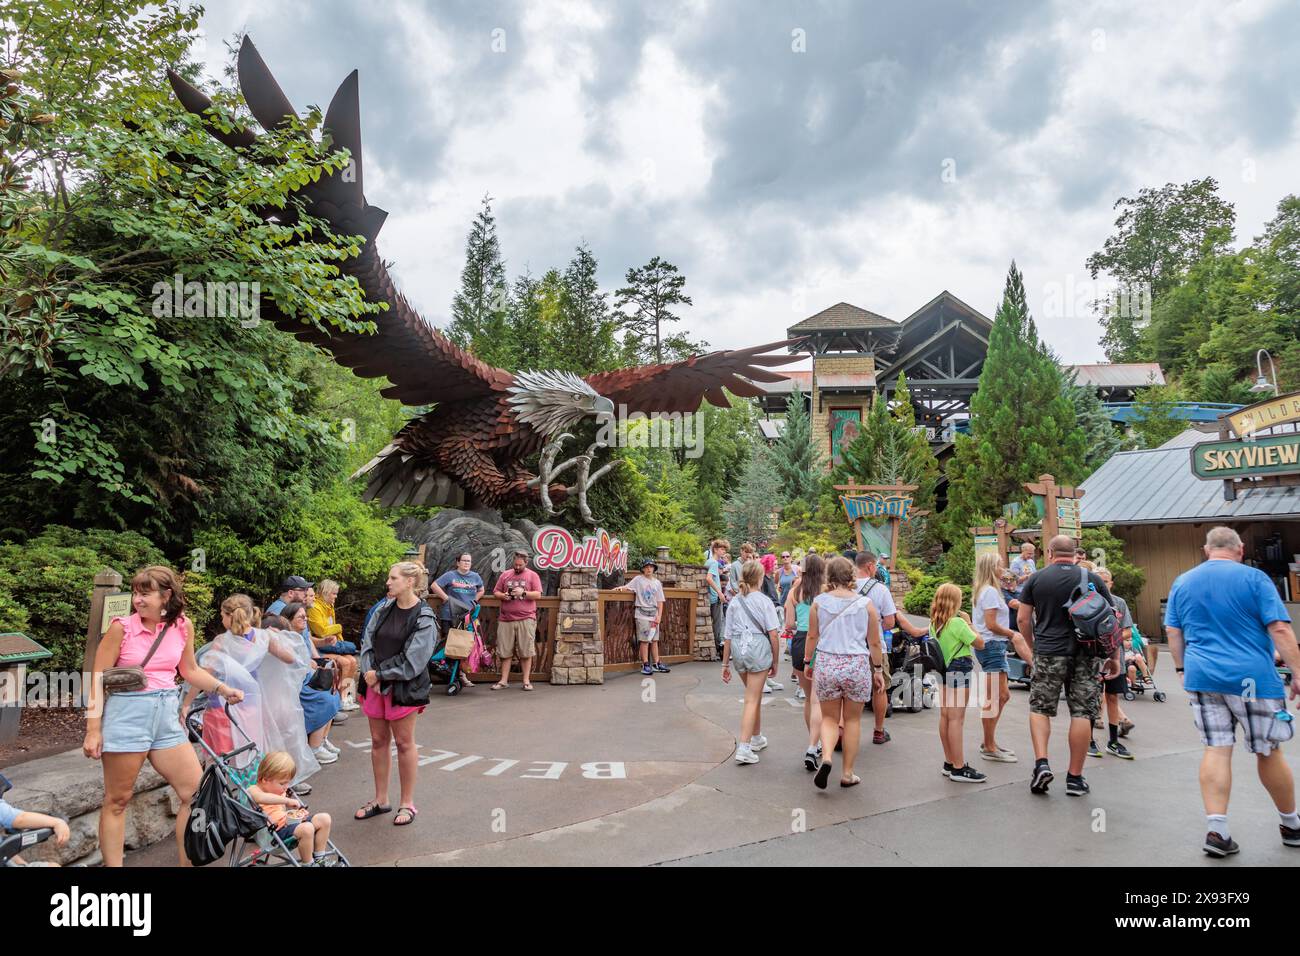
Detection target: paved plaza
<box><xmin>130</xmin><ymin>657</ymin><xmax>1296</xmax><ymax>867</ymax></box>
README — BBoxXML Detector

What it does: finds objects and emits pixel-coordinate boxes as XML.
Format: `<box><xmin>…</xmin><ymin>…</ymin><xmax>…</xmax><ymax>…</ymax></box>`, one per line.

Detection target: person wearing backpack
<box><xmin>855</xmin><ymin>551</ymin><xmax>900</xmax><ymax>745</ymax></box>
<box><xmin>930</xmin><ymin>581</ymin><xmax>988</xmax><ymax>782</ymax></box>
<box><xmin>1016</xmin><ymin>535</ymin><xmax>1121</xmax><ymax>797</ymax></box>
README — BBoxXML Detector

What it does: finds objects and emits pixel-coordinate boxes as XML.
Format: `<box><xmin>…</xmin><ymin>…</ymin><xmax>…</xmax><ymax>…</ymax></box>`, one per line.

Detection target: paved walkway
<box><xmin>131</xmin><ymin>660</ymin><xmax>1298</xmax><ymax>866</ymax></box>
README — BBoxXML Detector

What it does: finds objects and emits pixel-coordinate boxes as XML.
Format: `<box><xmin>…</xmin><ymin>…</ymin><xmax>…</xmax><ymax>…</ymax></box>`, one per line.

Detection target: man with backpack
<box><xmin>856</xmin><ymin>551</ymin><xmax>899</xmax><ymax>744</ymax></box>
<box><xmin>1017</xmin><ymin>536</ymin><xmax>1122</xmax><ymax>797</ymax></box>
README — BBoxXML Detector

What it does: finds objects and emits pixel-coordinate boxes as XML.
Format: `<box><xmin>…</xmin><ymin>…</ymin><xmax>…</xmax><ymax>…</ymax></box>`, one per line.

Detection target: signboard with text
<box><xmin>1227</xmin><ymin>390</ymin><xmax>1300</xmax><ymax>437</ymax></box>
<box><xmin>531</xmin><ymin>526</ymin><xmax>629</xmax><ymax>575</ymax></box>
<box><xmin>1191</xmin><ymin>433</ymin><xmax>1300</xmax><ymax>480</ymax></box>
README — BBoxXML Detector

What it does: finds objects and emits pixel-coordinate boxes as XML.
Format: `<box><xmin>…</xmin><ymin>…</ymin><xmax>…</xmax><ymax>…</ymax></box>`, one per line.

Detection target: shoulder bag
<box><xmin>103</xmin><ymin>620</ymin><xmax>177</xmax><ymax>695</ymax></box>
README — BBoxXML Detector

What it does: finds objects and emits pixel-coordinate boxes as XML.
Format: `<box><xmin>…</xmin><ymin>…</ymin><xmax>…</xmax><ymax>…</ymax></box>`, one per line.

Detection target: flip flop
<box><xmin>491</xmin><ymin>683</ymin><xmax>507</xmax><ymax>690</ymax></box>
<box><xmin>354</xmin><ymin>802</ymin><xmax>391</xmax><ymax>820</ymax></box>
<box><xmin>393</xmin><ymin>805</ymin><xmax>418</xmax><ymax>826</ymax></box>
<box><xmin>522</xmin><ymin>683</ymin><xmax>534</xmax><ymax>691</ymax></box>
<box><xmin>814</xmin><ymin>761</ymin><xmax>832</xmax><ymax>790</ymax></box>
<box><xmin>840</xmin><ymin>774</ymin><xmax>862</xmax><ymax>788</ymax></box>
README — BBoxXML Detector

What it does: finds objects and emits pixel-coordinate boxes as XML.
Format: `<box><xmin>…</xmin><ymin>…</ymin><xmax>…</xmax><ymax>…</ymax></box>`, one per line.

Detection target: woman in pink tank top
<box><xmin>84</xmin><ymin>565</ymin><xmax>243</xmax><ymax>866</ymax></box>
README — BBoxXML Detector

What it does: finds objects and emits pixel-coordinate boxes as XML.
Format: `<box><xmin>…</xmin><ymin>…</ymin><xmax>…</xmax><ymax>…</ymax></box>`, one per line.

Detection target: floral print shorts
<box><xmin>814</xmin><ymin>651</ymin><xmax>873</xmax><ymax>702</ymax></box>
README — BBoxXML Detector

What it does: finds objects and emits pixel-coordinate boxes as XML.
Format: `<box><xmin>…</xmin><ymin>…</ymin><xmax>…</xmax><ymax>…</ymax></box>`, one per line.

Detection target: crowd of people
<box><xmin>3</xmin><ymin>524</ymin><xmax>1294</xmax><ymax>865</ymax></box>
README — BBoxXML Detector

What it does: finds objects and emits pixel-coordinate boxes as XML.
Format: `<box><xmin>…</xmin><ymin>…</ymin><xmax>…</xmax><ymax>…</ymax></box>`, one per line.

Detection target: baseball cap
<box><xmin>281</xmin><ymin>575</ymin><xmax>310</xmax><ymax>591</ymax></box>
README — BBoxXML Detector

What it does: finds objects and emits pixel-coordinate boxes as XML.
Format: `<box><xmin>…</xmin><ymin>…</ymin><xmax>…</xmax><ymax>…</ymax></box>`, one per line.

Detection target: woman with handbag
<box><xmin>721</xmin><ymin>560</ymin><xmax>782</xmax><ymax>765</ymax></box>
<box><xmin>83</xmin><ymin>566</ymin><xmax>244</xmax><ymax>867</ymax></box>
<box><xmin>803</xmin><ymin>556</ymin><xmax>884</xmax><ymax>791</ymax></box>
<box><xmin>276</xmin><ymin>602</ymin><xmax>342</xmax><ymax>766</ymax></box>
<box><xmin>355</xmin><ymin>561</ymin><xmax>437</xmax><ymax>827</ymax></box>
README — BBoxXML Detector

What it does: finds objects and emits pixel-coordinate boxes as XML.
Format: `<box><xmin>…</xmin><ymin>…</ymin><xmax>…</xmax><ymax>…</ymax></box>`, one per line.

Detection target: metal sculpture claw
<box><xmin>527</xmin><ymin>434</ymin><xmax>621</xmax><ymax>525</ymax></box>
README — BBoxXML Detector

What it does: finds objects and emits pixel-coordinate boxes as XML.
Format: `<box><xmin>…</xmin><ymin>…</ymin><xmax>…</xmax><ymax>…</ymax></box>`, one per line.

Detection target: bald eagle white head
<box><xmin>507</xmin><ymin>369</ymin><xmax>615</xmax><ymax>436</ymax></box>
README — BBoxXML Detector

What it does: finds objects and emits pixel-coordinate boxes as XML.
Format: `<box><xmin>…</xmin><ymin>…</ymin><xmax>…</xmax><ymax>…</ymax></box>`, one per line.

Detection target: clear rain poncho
<box><xmin>192</xmin><ymin>627</ymin><xmax>320</xmax><ymax>785</ymax></box>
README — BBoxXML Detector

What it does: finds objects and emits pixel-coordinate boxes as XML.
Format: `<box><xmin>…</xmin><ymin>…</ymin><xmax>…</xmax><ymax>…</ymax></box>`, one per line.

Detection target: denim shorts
<box><xmin>944</xmin><ymin>655</ymin><xmax>975</xmax><ymax>690</ymax></box>
<box><xmin>102</xmin><ymin>687</ymin><xmax>187</xmax><ymax>753</ymax></box>
<box><xmin>974</xmin><ymin>640</ymin><xmax>1009</xmax><ymax>674</ymax></box>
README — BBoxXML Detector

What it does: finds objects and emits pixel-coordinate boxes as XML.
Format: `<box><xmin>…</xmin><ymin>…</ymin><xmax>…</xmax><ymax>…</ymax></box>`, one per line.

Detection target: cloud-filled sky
<box><xmin>191</xmin><ymin>0</ymin><xmax>1300</xmax><ymax>365</ymax></box>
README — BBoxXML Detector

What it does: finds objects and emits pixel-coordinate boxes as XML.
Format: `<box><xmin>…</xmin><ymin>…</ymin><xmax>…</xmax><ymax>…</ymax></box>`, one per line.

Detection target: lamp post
<box><xmin>1250</xmin><ymin>349</ymin><xmax>1279</xmax><ymax>396</ymax></box>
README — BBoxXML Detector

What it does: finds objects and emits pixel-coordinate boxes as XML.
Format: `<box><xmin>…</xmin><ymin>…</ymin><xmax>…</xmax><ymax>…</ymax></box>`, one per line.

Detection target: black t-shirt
<box><xmin>1019</xmin><ymin>563</ymin><xmax>1115</xmax><ymax>656</ymax></box>
<box><xmin>374</xmin><ymin>603</ymin><xmax>419</xmax><ymax>663</ymax></box>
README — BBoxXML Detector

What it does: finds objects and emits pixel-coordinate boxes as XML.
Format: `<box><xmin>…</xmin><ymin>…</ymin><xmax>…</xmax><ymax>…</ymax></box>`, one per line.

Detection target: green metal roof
<box><xmin>0</xmin><ymin>633</ymin><xmax>52</xmax><ymax>664</ymax></box>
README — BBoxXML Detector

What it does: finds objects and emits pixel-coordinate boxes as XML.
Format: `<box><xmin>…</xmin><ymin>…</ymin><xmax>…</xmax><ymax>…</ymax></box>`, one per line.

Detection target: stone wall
<box><xmin>550</xmin><ymin>567</ymin><xmax>603</xmax><ymax>685</ymax></box>
<box><xmin>4</xmin><ymin>748</ymin><xmax>178</xmax><ymax>866</ymax></box>
<box><xmin>810</xmin><ymin>352</ymin><xmax>877</xmax><ymax>470</ymax></box>
<box><xmin>653</xmin><ymin>549</ymin><xmax>716</xmax><ymax>661</ymax></box>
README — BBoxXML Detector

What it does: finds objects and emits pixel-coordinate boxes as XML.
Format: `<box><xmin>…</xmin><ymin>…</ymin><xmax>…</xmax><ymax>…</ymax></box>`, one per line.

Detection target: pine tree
<box><xmin>1067</xmin><ymin>377</ymin><xmax>1127</xmax><ymax>474</ymax></box>
<box><xmin>770</xmin><ymin>386</ymin><xmax>823</xmax><ymax>504</ymax></box>
<box><xmin>447</xmin><ymin>195</ymin><xmax>510</xmax><ymax>366</ymax></box>
<box><xmin>943</xmin><ymin>262</ymin><xmax>1087</xmax><ymax>543</ymax></box>
<box><xmin>614</xmin><ymin>256</ymin><xmax>694</xmax><ymax>365</ymax></box>
<box><xmin>723</xmin><ymin>443</ymin><xmax>783</xmax><ymax>548</ymax></box>
<box><xmin>547</xmin><ymin>243</ymin><xmax>620</xmax><ymax>373</ymax></box>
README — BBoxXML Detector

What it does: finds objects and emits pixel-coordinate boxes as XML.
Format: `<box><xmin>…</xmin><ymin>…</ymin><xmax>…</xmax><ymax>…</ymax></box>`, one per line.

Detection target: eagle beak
<box><xmin>593</xmin><ymin>395</ymin><xmax>615</xmax><ymax>418</ymax></box>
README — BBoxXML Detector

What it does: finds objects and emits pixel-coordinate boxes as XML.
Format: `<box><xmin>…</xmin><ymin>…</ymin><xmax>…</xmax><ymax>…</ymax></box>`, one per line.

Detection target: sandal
<box><xmin>393</xmin><ymin>805</ymin><xmax>418</xmax><ymax>826</ymax></box>
<box><xmin>491</xmin><ymin>682</ymin><xmax>507</xmax><ymax>690</ymax></box>
<box><xmin>354</xmin><ymin>801</ymin><xmax>391</xmax><ymax>820</ymax></box>
<box><xmin>522</xmin><ymin>683</ymin><xmax>534</xmax><ymax>691</ymax></box>
<box><xmin>840</xmin><ymin>774</ymin><xmax>862</xmax><ymax>788</ymax></box>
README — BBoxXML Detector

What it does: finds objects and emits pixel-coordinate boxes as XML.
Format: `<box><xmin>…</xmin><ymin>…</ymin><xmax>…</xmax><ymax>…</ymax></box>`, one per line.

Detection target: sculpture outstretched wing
<box><xmin>166</xmin><ymin>38</ymin><xmax>509</xmax><ymax>405</ymax></box>
<box><xmin>584</xmin><ymin>340</ymin><xmax>806</xmax><ymax>413</ymax></box>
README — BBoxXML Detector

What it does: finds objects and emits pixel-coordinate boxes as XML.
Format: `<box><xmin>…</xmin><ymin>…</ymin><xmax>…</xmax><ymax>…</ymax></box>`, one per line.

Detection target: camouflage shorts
<box><xmin>1029</xmin><ymin>653</ymin><xmax>1102</xmax><ymax>719</ymax></box>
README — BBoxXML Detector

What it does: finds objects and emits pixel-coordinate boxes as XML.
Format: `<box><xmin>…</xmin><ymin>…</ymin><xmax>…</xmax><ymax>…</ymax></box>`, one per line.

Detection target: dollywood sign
<box><xmin>531</xmin><ymin>526</ymin><xmax>629</xmax><ymax>575</ymax></box>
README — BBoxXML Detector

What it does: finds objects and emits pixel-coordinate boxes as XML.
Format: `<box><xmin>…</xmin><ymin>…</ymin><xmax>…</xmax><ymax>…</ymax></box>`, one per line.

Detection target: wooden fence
<box><xmin>598</xmin><ymin>588</ymin><xmax>698</xmax><ymax>673</ymax></box>
<box><xmin>428</xmin><ymin>595</ymin><xmax>559</xmax><ymax>682</ymax></box>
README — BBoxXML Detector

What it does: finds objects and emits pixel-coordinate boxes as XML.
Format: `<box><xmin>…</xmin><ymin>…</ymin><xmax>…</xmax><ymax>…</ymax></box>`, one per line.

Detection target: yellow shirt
<box><xmin>307</xmin><ymin>599</ymin><xmax>343</xmax><ymax>640</ymax></box>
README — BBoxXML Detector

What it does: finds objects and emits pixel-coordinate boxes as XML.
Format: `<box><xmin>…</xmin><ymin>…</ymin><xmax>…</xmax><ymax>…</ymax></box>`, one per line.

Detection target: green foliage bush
<box><xmin>0</xmin><ymin>540</ymin><xmax>104</xmax><ymax>673</ymax></box>
<box><xmin>1080</xmin><ymin>525</ymin><xmax>1146</xmax><ymax>606</ymax></box>
<box><xmin>193</xmin><ymin>481</ymin><xmax>407</xmax><ymax>605</ymax></box>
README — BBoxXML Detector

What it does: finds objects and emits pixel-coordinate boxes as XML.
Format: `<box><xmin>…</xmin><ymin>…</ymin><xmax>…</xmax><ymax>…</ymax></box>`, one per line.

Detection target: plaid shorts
<box><xmin>1189</xmin><ymin>692</ymin><xmax>1295</xmax><ymax>754</ymax></box>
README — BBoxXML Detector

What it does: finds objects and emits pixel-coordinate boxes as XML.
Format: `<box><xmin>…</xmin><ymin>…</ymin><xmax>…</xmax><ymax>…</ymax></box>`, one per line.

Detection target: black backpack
<box><xmin>1065</xmin><ymin>567</ymin><xmax>1122</xmax><ymax>658</ymax></box>
<box><xmin>184</xmin><ymin>763</ymin><xmax>265</xmax><ymax>866</ymax></box>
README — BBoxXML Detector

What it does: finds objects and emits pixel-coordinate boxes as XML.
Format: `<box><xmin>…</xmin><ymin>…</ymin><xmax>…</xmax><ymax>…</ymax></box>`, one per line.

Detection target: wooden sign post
<box><xmin>1023</xmin><ymin>474</ymin><xmax>1084</xmax><ymax>543</ymax></box>
<box><xmin>833</xmin><ymin>483</ymin><xmax>928</xmax><ymax>570</ymax></box>
<box><xmin>970</xmin><ymin>517</ymin><xmax>1015</xmax><ymax>568</ymax></box>
<box><xmin>82</xmin><ymin>568</ymin><xmax>126</xmax><ymax>706</ymax></box>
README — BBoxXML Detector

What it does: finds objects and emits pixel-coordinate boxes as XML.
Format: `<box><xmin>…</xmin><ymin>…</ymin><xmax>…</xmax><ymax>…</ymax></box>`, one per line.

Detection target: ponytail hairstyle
<box><xmin>221</xmin><ymin>594</ymin><xmax>261</xmax><ymax>636</ymax></box>
<box><xmin>797</xmin><ymin>553</ymin><xmax>825</xmax><ymax>604</ymax></box>
<box><xmin>261</xmin><ymin>613</ymin><xmax>290</xmax><ymax>630</ymax></box>
<box><xmin>929</xmin><ymin>582</ymin><xmax>964</xmax><ymax>636</ymax></box>
<box><xmin>391</xmin><ymin>561</ymin><xmax>429</xmax><ymax>596</ymax></box>
<box><xmin>737</xmin><ymin>559</ymin><xmax>764</xmax><ymax>595</ymax></box>
<box><xmin>130</xmin><ymin>566</ymin><xmax>185</xmax><ymax>625</ymax></box>
<box><xmin>825</xmin><ymin>556</ymin><xmax>856</xmax><ymax>591</ymax></box>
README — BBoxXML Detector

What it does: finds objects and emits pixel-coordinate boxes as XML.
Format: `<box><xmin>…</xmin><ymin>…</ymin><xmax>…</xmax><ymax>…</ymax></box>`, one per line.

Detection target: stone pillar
<box><xmin>551</xmin><ymin>568</ymin><xmax>603</xmax><ymax>685</ymax></box>
<box><xmin>672</xmin><ymin>563</ymin><xmax>716</xmax><ymax>661</ymax></box>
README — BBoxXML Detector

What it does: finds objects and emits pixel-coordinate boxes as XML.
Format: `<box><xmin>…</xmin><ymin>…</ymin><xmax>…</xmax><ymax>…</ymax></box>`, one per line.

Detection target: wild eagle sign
<box><xmin>834</xmin><ymin>484</ymin><xmax>925</xmax><ymax>570</ymax></box>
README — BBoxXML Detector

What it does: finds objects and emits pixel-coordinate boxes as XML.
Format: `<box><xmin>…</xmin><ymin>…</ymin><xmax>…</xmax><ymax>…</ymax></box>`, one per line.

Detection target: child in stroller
<box><xmin>430</xmin><ymin>596</ymin><xmax>490</xmax><ymax>696</ymax></box>
<box><xmin>0</xmin><ymin>770</ymin><xmax>69</xmax><ymax>866</ymax></box>
<box><xmin>247</xmin><ymin>752</ymin><xmax>335</xmax><ymax>866</ymax></box>
<box><xmin>888</xmin><ymin>634</ymin><xmax>940</xmax><ymax>712</ymax></box>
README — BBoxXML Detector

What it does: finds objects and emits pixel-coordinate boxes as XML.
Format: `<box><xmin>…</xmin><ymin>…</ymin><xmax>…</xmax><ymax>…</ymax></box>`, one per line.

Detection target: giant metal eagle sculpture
<box><xmin>166</xmin><ymin>39</ymin><xmax>801</xmax><ymax>519</ymax></box>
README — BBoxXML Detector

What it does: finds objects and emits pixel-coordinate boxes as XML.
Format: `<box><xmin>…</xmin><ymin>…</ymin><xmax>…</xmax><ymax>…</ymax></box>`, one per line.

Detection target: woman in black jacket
<box><xmin>354</xmin><ymin>561</ymin><xmax>437</xmax><ymax>827</ymax></box>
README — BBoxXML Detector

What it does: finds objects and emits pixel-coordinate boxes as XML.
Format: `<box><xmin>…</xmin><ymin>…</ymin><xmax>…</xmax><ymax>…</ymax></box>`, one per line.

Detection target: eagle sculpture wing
<box><xmin>166</xmin><ymin>39</ymin><xmax>510</xmax><ymax>406</ymax></box>
<box><xmin>585</xmin><ymin>340</ymin><xmax>805</xmax><ymax>413</ymax></box>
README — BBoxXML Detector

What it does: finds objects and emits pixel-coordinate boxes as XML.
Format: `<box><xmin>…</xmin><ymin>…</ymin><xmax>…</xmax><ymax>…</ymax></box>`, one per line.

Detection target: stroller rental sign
<box><xmin>531</xmin><ymin>526</ymin><xmax>629</xmax><ymax>575</ymax></box>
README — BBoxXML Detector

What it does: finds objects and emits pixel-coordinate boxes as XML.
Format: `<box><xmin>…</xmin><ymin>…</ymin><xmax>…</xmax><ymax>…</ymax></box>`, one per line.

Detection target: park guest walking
<box><xmin>84</xmin><ymin>566</ymin><xmax>244</xmax><ymax>866</ymax></box>
<box><xmin>931</xmin><ymin>582</ymin><xmax>987</xmax><ymax>783</ymax></box>
<box><xmin>722</xmin><ymin>560</ymin><xmax>782</xmax><ymax>765</ymax></box>
<box><xmin>355</xmin><ymin>561</ymin><xmax>437</xmax><ymax>827</ymax></box>
<box><xmin>786</xmin><ymin>553</ymin><xmax>826</xmax><ymax>769</ymax></box>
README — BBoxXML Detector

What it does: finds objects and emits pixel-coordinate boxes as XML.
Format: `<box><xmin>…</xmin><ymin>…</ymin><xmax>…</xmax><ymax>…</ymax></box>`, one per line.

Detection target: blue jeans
<box><xmin>974</xmin><ymin>640</ymin><xmax>1009</xmax><ymax>673</ymax></box>
<box><xmin>317</xmin><ymin>641</ymin><xmax>357</xmax><ymax>655</ymax></box>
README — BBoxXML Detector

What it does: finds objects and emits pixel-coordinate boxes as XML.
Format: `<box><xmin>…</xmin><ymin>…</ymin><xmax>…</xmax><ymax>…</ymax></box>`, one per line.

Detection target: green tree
<box><xmin>1130</xmin><ymin>381</ymin><xmax>1188</xmax><ymax>449</ymax></box>
<box><xmin>446</xmin><ymin>194</ymin><xmax>511</xmax><ymax>367</ymax></box>
<box><xmin>614</xmin><ymin>255</ymin><xmax>694</xmax><ymax>365</ymax></box>
<box><xmin>944</xmin><ymin>262</ymin><xmax>1086</xmax><ymax>544</ymax></box>
<box><xmin>770</xmin><ymin>386</ymin><xmax>823</xmax><ymax>504</ymax></box>
<box><xmin>723</xmin><ymin>443</ymin><xmax>782</xmax><ymax>548</ymax></box>
<box><xmin>1087</xmin><ymin>178</ymin><xmax>1236</xmax><ymax>361</ymax></box>
<box><xmin>546</xmin><ymin>243</ymin><xmax>619</xmax><ymax>373</ymax></box>
<box><xmin>1067</xmin><ymin>377</ymin><xmax>1127</xmax><ymax>475</ymax></box>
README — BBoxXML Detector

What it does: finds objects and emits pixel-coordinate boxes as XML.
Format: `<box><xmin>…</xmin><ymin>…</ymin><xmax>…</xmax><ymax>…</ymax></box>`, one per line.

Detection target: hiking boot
<box><xmin>1203</xmin><ymin>831</ymin><xmax>1240</xmax><ymax>857</ymax></box>
<box><xmin>1066</xmin><ymin>774</ymin><xmax>1090</xmax><ymax>797</ymax></box>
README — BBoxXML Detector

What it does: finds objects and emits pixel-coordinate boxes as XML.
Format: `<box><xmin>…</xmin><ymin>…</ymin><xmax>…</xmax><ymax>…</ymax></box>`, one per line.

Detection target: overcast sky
<box><xmin>191</xmin><ymin>0</ymin><xmax>1300</xmax><ymax>365</ymax></box>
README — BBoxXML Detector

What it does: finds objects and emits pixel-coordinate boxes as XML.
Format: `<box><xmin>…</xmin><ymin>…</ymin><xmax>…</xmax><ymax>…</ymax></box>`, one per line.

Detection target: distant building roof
<box><xmin>817</xmin><ymin>372</ymin><xmax>877</xmax><ymax>389</ymax></box>
<box><xmin>788</xmin><ymin>302</ymin><xmax>898</xmax><ymax>333</ymax></box>
<box><xmin>757</xmin><ymin>419</ymin><xmax>786</xmax><ymax>441</ymax></box>
<box><xmin>1079</xmin><ymin>429</ymin><xmax>1300</xmax><ymax>525</ymax></box>
<box><xmin>755</xmin><ymin>369</ymin><xmax>813</xmax><ymax>394</ymax></box>
<box><xmin>1066</xmin><ymin>363</ymin><xmax>1166</xmax><ymax>389</ymax></box>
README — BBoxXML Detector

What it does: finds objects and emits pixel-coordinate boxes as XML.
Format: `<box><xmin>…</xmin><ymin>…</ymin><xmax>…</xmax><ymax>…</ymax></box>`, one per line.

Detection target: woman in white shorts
<box><xmin>722</xmin><ymin>560</ymin><xmax>782</xmax><ymax>765</ymax></box>
<box><xmin>804</xmin><ymin>556</ymin><xmax>884</xmax><ymax>790</ymax></box>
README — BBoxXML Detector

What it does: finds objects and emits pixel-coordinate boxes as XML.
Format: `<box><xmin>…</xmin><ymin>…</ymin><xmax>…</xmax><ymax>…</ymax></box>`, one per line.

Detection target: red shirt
<box><xmin>495</xmin><ymin>569</ymin><xmax>542</xmax><ymax>622</ymax></box>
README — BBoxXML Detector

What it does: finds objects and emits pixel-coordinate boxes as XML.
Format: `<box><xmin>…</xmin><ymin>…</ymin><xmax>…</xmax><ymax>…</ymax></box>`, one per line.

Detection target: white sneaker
<box><xmin>765</xmin><ymin>678</ymin><xmax>784</xmax><ymax>691</ymax></box>
<box><xmin>340</xmin><ymin>698</ymin><xmax>361</xmax><ymax>711</ymax></box>
<box><xmin>750</xmin><ymin>734</ymin><xmax>768</xmax><ymax>752</ymax></box>
<box><xmin>795</xmin><ymin>686</ymin><xmax>806</xmax><ymax>701</ymax></box>
<box><xmin>322</xmin><ymin>739</ymin><xmax>340</xmax><ymax>755</ymax></box>
<box><xmin>313</xmin><ymin>746</ymin><xmax>338</xmax><ymax>765</ymax></box>
<box><xmin>734</xmin><ymin>745</ymin><xmax>759</xmax><ymax>765</ymax></box>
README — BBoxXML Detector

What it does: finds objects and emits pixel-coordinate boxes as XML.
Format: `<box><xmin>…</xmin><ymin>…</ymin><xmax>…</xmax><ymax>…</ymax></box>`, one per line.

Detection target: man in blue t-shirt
<box><xmin>1165</xmin><ymin>526</ymin><xmax>1300</xmax><ymax>858</ymax></box>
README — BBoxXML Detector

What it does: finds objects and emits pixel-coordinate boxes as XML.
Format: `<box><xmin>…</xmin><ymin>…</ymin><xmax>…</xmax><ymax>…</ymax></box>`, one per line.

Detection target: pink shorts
<box><xmin>360</xmin><ymin>688</ymin><xmax>424</xmax><ymax>722</ymax></box>
<box><xmin>814</xmin><ymin>651</ymin><xmax>873</xmax><ymax>702</ymax></box>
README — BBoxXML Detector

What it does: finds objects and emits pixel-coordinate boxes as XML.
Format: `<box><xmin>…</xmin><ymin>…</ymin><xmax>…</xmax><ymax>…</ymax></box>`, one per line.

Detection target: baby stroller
<box><xmin>889</xmin><ymin>636</ymin><xmax>939</xmax><ymax>712</ymax></box>
<box><xmin>430</xmin><ymin>597</ymin><xmax>490</xmax><ymax>696</ymax></box>
<box><xmin>0</xmin><ymin>771</ymin><xmax>55</xmax><ymax>867</ymax></box>
<box><xmin>184</xmin><ymin>701</ymin><xmax>350</xmax><ymax>867</ymax></box>
<box><xmin>1121</xmin><ymin>626</ymin><xmax>1166</xmax><ymax>702</ymax></box>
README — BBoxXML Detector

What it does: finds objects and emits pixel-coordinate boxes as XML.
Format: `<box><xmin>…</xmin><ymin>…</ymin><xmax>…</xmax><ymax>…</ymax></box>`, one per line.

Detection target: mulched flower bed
<box><xmin>0</xmin><ymin>706</ymin><xmax>85</xmax><ymax>767</ymax></box>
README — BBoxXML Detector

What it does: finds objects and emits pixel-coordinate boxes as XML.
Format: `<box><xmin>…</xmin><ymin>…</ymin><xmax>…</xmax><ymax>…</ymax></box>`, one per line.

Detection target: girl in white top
<box><xmin>971</xmin><ymin>553</ymin><xmax>1031</xmax><ymax>762</ymax></box>
<box><xmin>722</xmin><ymin>560</ymin><xmax>782</xmax><ymax>765</ymax></box>
<box><xmin>803</xmin><ymin>556</ymin><xmax>883</xmax><ymax>790</ymax></box>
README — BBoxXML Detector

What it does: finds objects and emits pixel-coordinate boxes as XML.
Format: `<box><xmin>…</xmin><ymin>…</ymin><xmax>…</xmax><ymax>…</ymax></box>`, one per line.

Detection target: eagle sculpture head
<box><xmin>506</xmin><ymin>369</ymin><xmax>616</xmax><ymax>437</ymax></box>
